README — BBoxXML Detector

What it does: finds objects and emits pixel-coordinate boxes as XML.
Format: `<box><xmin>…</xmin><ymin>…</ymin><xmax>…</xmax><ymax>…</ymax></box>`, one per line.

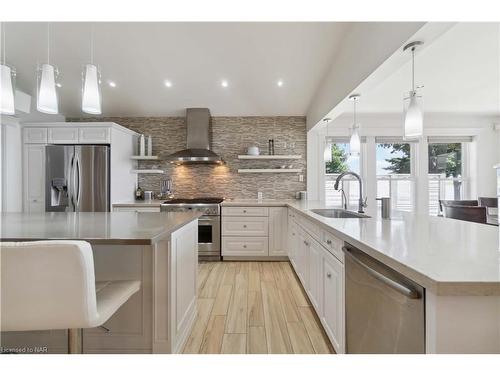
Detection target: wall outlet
<box><xmin>257</xmin><ymin>191</ymin><xmax>263</xmax><ymax>200</ymax></box>
<box><xmin>299</xmin><ymin>175</ymin><xmax>304</xmax><ymax>182</ymax></box>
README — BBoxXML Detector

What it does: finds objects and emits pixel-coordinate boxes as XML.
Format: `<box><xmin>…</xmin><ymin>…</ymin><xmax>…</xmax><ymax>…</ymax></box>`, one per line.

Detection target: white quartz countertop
<box><xmin>113</xmin><ymin>200</ymin><xmax>164</xmax><ymax>207</ymax></box>
<box><xmin>285</xmin><ymin>200</ymin><xmax>500</xmax><ymax>296</ymax></box>
<box><xmin>0</xmin><ymin>212</ymin><xmax>200</xmax><ymax>245</ymax></box>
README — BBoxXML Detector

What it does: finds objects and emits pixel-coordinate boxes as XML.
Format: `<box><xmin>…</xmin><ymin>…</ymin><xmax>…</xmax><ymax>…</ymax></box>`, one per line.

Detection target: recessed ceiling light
<box><xmin>164</xmin><ymin>80</ymin><xmax>172</xmax><ymax>88</ymax></box>
<box><xmin>221</xmin><ymin>80</ymin><xmax>228</xmax><ymax>88</ymax></box>
<box><xmin>56</xmin><ymin>83</ymin><xmax>62</xmax><ymax>88</ymax></box>
<box><xmin>108</xmin><ymin>81</ymin><xmax>116</xmax><ymax>88</ymax></box>
<box><xmin>277</xmin><ymin>80</ymin><xmax>284</xmax><ymax>87</ymax></box>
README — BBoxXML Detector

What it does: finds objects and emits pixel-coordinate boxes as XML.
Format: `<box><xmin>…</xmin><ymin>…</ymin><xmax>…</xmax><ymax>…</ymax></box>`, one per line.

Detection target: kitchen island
<box><xmin>221</xmin><ymin>199</ymin><xmax>500</xmax><ymax>353</ymax></box>
<box><xmin>0</xmin><ymin>211</ymin><xmax>200</xmax><ymax>354</ymax></box>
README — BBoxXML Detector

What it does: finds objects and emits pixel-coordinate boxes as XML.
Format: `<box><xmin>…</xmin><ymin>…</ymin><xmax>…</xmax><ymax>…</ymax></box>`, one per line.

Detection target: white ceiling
<box><xmin>357</xmin><ymin>22</ymin><xmax>500</xmax><ymax>115</ymax></box>
<box><xmin>4</xmin><ymin>22</ymin><xmax>349</xmax><ymax>117</ymax></box>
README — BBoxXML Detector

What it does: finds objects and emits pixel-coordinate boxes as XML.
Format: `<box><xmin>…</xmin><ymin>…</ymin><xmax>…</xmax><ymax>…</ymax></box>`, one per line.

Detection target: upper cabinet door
<box><xmin>23</xmin><ymin>128</ymin><xmax>48</xmax><ymax>144</ymax></box>
<box><xmin>79</xmin><ymin>127</ymin><xmax>111</xmax><ymax>144</ymax></box>
<box><xmin>48</xmin><ymin>128</ymin><xmax>79</xmax><ymax>144</ymax></box>
<box><xmin>269</xmin><ymin>207</ymin><xmax>288</xmax><ymax>256</ymax></box>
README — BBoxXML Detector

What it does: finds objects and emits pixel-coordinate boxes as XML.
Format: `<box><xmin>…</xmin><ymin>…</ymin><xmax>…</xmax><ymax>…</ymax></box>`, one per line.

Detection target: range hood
<box><xmin>168</xmin><ymin>108</ymin><xmax>224</xmax><ymax>164</ymax></box>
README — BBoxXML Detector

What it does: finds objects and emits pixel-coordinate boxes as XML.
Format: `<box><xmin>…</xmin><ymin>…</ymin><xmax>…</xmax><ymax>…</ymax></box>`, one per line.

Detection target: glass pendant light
<box><xmin>323</xmin><ymin>118</ymin><xmax>332</xmax><ymax>163</ymax></box>
<box><xmin>1</xmin><ymin>23</ymin><xmax>16</xmax><ymax>115</ymax></box>
<box><xmin>82</xmin><ymin>24</ymin><xmax>101</xmax><ymax>114</ymax></box>
<box><xmin>37</xmin><ymin>23</ymin><xmax>59</xmax><ymax>114</ymax></box>
<box><xmin>403</xmin><ymin>41</ymin><xmax>424</xmax><ymax>139</ymax></box>
<box><xmin>349</xmin><ymin>94</ymin><xmax>361</xmax><ymax>156</ymax></box>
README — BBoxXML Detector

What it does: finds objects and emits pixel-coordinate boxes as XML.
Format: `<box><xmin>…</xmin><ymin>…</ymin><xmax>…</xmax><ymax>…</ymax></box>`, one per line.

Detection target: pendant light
<box><xmin>323</xmin><ymin>118</ymin><xmax>332</xmax><ymax>163</ymax></box>
<box><xmin>37</xmin><ymin>23</ymin><xmax>59</xmax><ymax>114</ymax></box>
<box><xmin>82</xmin><ymin>24</ymin><xmax>101</xmax><ymax>114</ymax></box>
<box><xmin>403</xmin><ymin>41</ymin><xmax>424</xmax><ymax>139</ymax></box>
<box><xmin>1</xmin><ymin>23</ymin><xmax>16</xmax><ymax>115</ymax></box>
<box><xmin>349</xmin><ymin>94</ymin><xmax>361</xmax><ymax>156</ymax></box>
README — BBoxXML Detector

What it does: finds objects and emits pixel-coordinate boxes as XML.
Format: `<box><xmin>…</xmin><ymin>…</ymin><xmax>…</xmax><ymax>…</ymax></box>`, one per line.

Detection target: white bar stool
<box><xmin>0</xmin><ymin>240</ymin><xmax>141</xmax><ymax>353</ymax></box>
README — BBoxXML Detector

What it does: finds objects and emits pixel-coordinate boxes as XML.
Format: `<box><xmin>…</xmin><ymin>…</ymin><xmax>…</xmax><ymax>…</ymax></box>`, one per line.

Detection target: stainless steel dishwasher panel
<box><xmin>344</xmin><ymin>244</ymin><xmax>425</xmax><ymax>353</ymax></box>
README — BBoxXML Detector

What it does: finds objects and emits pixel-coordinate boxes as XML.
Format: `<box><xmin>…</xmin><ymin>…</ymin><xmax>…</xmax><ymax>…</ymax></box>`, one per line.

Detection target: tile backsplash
<box><xmin>69</xmin><ymin>116</ymin><xmax>306</xmax><ymax>199</ymax></box>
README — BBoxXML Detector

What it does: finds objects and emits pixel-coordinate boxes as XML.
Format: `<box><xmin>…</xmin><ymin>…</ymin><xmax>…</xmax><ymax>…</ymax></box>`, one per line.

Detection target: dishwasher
<box><xmin>343</xmin><ymin>243</ymin><xmax>425</xmax><ymax>353</ymax></box>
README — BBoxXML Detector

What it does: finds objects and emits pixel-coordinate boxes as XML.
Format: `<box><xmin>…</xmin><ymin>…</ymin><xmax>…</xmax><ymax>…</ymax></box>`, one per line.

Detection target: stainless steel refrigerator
<box><xmin>45</xmin><ymin>145</ymin><xmax>110</xmax><ymax>212</ymax></box>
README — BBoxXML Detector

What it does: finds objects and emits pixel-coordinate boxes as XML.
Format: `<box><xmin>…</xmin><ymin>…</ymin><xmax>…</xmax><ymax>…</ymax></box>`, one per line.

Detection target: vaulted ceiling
<box><xmin>4</xmin><ymin>22</ymin><xmax>350</xmax><ymax>117</ymax></box>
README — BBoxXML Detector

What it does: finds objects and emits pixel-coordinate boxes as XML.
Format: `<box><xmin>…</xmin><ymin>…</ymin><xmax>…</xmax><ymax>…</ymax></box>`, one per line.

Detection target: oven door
<box><xmin>198</xmin><ymin>215</ymin><xmax>221</xmax><ymax>259</ymax></box>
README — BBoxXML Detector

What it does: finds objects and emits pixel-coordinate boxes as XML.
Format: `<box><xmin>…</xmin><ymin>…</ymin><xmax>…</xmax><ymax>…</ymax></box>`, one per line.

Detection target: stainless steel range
<box><xmin>160</xmin><ymin>197</ymin><xmax>223</xmax><ymax>261</ymax></box>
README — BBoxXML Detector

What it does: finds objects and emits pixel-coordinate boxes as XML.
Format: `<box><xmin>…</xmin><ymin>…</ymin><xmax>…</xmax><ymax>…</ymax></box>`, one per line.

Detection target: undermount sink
<box><xmin>310</xmin><ymin>208</ymin><xmax>370</xmax><ymax>219</ymax></box>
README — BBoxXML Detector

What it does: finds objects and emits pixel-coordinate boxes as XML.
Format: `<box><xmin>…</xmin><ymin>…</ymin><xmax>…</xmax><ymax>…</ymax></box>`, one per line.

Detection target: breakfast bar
<box><xmin>0</xmin><ymin>212</ymin><xmax>200</xmax><ymax>353</ymax></box>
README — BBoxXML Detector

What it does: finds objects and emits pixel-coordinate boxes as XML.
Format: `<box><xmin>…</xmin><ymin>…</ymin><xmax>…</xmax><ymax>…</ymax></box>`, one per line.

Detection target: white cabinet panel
<box><xmin>269</xmin><ymin>207</ymin><xmax>287</xmax><ymax>256</ymax></box>
<box><xmin>222</xmin><ymin>216</ymin><xmax>268</xmax><ymax>236</ymax></box>
<box><xmin>222</xmin><ymin>236</ymin><xmax>268</xmax><ymax>256</ymax></box>
<box><xmin>295</xmin><ymin>227</ymin><xmax>309</xmax><ymax>288</ymax></box>
<box><xmin>23</xmin><ymin>128</ymin><xmax>48</xmax><ymax>144</ymax></box>
<box><xmin>23</xmin><ymin>144</ymin><xmax>45</xmax><ymax>213</ymax></box>
<box><xmin>322</xmin><ymin>230</ymin><xmax>344</xmax><ymax>262</ymax></box>
<box><xmin>308</xmin><ymin>238</ymin><xmax>323</xmax><ymax>314</ymax></box>
<box><xmin>79</xmin><ymin>127</ymin><xmax>111</xmax><ymax>143</ymax></box>
<box><xmin>322</xmin><ymin>249</ymin><xmax>345</xmax><ymax>354</ymax></box>
<box><xmin>288</xmin><ymin>220</ymin><xmax>299</xmax><ymax>269</ymax></box>
<box><xmin>222</xmin><ymin>206</ymin><xmax>269</xmax><ymax>217</ymax></box>
<box><xmin>47</xmin><ymin>128</ymin><xmax>79</xmax><ymax>143</ymax></box>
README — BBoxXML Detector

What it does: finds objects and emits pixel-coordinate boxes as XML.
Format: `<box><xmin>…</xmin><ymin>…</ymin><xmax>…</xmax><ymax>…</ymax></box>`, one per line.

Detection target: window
<box><xmin>325</xmin><ymin>140</ymin><xmax>361</xmax><ymax>208</ymax></box>
<box><xmin>376</xmin><ymin>141</ymin><xmax>415</xmax><ymax>212</ymax></box>
<box><xmin>427</xmin><ymin>138</ymin><xmax>471</xmax><ymax>215</ymax></box>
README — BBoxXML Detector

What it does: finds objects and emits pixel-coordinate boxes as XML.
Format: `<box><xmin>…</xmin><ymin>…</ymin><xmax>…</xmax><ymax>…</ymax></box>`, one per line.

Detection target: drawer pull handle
<box><xmin>326</xmin><ymin>239</ymin><xmax>332</xmax><ymax>245</ymax></box>
<box><xmin>243</xmin><ymin>225</ymin><xmax>247</xmax><ymax>228</ymax></box>
<box><xmin>326</xmin><ymin>272</ymin><xmax>332</xmax><ymax>278</ymax></box>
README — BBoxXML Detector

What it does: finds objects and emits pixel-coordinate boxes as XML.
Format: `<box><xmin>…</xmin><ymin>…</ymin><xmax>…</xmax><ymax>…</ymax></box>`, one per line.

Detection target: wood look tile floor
<box><xmin>182</xmin><ymin>261</ymin><xmax>335</xmax><ymax>354</ymax></box>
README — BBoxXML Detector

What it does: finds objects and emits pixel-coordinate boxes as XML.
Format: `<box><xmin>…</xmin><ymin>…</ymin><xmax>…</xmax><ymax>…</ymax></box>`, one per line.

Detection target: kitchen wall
<box><xmin>69</xmin><ymin>116</ymin><xmax>306</xmax><ymax>199</ymax></box>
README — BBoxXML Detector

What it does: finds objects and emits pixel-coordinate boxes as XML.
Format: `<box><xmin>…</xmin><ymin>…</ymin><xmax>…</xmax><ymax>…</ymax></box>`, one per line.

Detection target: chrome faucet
<box><xmin>334</xmin><ymin>171</ymin><xmax>367</xmax><ymax>213</ymax></box>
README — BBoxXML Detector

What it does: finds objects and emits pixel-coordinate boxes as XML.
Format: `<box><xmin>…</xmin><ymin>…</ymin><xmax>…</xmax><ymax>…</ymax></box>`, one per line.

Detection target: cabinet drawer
<box><xmin>322</xmin><ymin>231</ymin><xmax>344</xmax><ymax>263</ymax></box>
<box><xmin>222</xmin><ymin>206</ymin><xmax>269</xmax><ymax>217</ymax></box>
<box><xmin>48</xmin><ymin>128</ymin><xmax>79</xmax><ymax>143</ymax></box>
<box><xmin>298</xmin><ymin>215</ymin><xmax>322</xmax><ymax>243</ymax></box>
<box><xmin>79</xmin><ymin>127</ymin><xmax>110</xmax><ymax>143</ymax></box>
<box><xmin>222</xmin><ymin>236</ymin><xmax>268</xmax><ymax>256</ymax></box>
<box><xmin>222</xmin><ymin>216</ymin><xmax>268</xmax><ymax>236</ymax></box>
<box><xmin>23</xmin><ymin>128</ymin><xmax>48</xmax><ymax>143</ymax></box>
<box><xmin>113</xmin><ymin>206</ymin><xmax>160</xmax><ymax>213</ymax></box>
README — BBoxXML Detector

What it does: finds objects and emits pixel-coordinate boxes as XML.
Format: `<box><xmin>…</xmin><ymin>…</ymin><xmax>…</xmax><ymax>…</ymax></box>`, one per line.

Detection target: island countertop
<box><xmin>0</xmin><ymin>211</ymin><xmax>201</xmax><ymax>245</ymax></box>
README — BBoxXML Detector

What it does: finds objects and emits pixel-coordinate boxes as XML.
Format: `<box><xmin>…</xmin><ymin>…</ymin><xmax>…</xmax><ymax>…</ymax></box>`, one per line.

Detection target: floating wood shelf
<box><xmin>131</xmin><ymin>169</ymin><xmax>165</xmax><ymax>174</ymax></box>
<box><xmin>237</xmin><ymin>155</ymin><xmax>302</xmax><ymax>160</ymax></box>
<box><xmin>131</xmin><ymin>156</ymin><xmax>160</xmax><ymax>160</ymax></box>
<box><xmin>238</xmin><ymin>168</ymin><xmax>302</xmax><ymax>173</ymax></box>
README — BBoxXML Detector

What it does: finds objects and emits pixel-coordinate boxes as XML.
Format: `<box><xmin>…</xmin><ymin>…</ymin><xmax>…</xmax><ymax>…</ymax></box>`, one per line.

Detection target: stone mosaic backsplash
<box><xmin>69</xmin><ymin>116</ymin><xmax>307</xmax><ymax>199</ymax></box>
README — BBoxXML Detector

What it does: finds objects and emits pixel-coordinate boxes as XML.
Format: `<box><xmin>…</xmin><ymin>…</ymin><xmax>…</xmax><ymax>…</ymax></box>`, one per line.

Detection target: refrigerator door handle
<box><xmin>68</xmin><ymin>153</ymin><xmax>75</xmax><ymax>210</ymax></box>
<box><xmin>75</xmin><ymin>154</ymin><xmax>82</xmax><ymax>210</ymax></box>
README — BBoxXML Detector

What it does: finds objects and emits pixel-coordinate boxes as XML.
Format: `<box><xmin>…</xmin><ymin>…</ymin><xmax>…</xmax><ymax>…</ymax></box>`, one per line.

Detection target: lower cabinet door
<box><xmin>307</xmin><ymin>238</ymin><xmax>323</xmax><ymax>314</ymax></box>
<box><xmin>222</xmin><ymin>236</ymin><xmax>269</xmax><ymax>256</ymax></box>
<box><xmin>296</xmin><ymin>228</ymin><xmax>309</xmax><ymax>288</ymax></box>
<box><xmin>269</xmin><ymin>207</ymin><xmax>288</xmax><ymax>256</ymax></box>
<box><xmin>321</xmin><ymin>250</ymin><xmax>345</xmax><ymax>354</ymax></box>
<box><xmin>288</xmin><ymin>221</ymin><xmax>299</xmax><ymax>269</ymax></box>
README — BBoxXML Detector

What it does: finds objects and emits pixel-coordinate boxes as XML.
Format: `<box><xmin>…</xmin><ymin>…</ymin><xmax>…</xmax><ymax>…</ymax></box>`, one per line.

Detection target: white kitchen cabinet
<box><xmin>221</xmin><ymin>236</ymin><xmax>269</xmax><ymax>257</ymax></box>
<box><xmin>47</xmin><ymin>127</ymin><xmax>79</xmax><ymax>143</ymax></box>
<box><xmin>23</xmin><ymin>127</ymin><xmax>48</xmax><ymax>144</ymax></box>
<box><xmin>222</xmin><ymin>216</ymin><xmax>269</xmax><ymax>236</ymax></box>
<box><xmin>78</xmin><ymin>127</ymin><xmax>111</xmax><ymax>143</ymax></box>
<box><xmin>321</xmin><ymin>248</ymin><xmax>345</xmax><ymax>354</ymax></box>
<box><xmin>221</xmin><ymin>205</ymin><xmax>287</xmax><ymax>259</ymax></box>
<box><xmin>269</xmin><ymin>207</ymin><xmax>288</xmax><ymax>256</ymax></box>
<box><xmin>307</xmin><ymin>237</ymin><xmax>324</xmax><ymax>314</ymax></box>
<box><xmin>222</xmin><ymin>206</ymin><xmax>269</xmax><ymax>217</ymax></box>
<box><xmin>295</xmin><ymin>227</ymin><xmax>309</xmax><ymax>287</ymax></box>
<box><xmin>23</xmin><ymin>144</ymin><xmax>45</xmax><ymax>212</ymax></box>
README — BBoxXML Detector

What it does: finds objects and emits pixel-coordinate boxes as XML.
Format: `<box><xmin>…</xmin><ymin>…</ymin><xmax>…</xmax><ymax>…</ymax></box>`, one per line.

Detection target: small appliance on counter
<box><xmin>296</xmin><ymin>191</ymin><xmax>307</xmax><ymax>200</ymax></box>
